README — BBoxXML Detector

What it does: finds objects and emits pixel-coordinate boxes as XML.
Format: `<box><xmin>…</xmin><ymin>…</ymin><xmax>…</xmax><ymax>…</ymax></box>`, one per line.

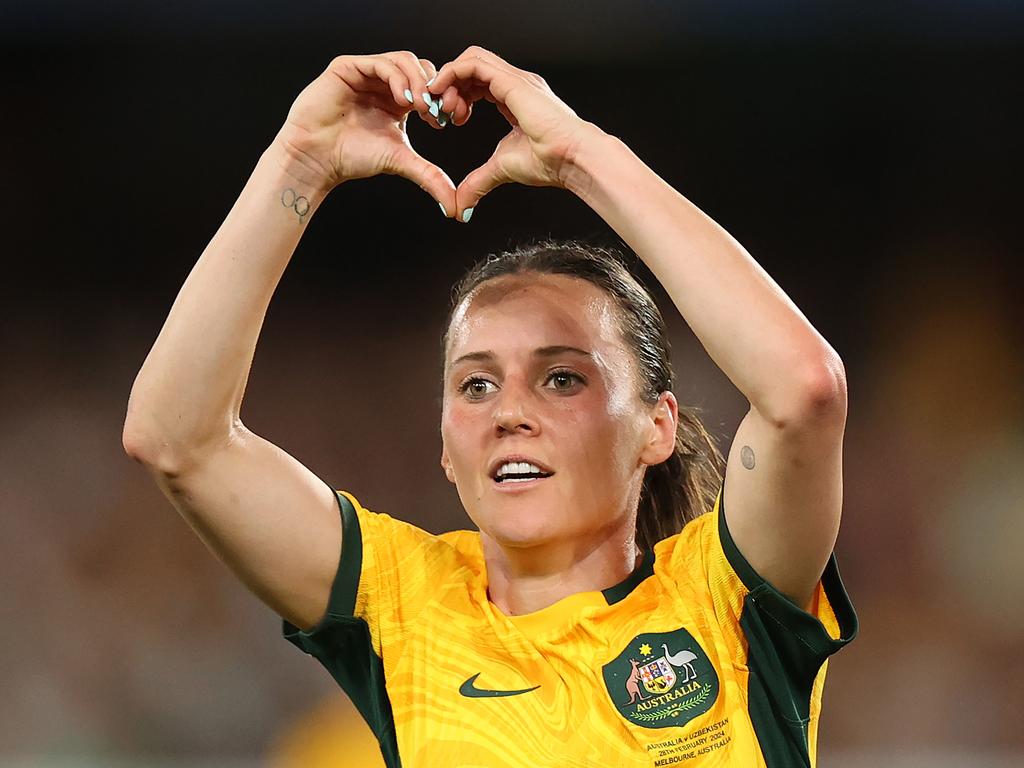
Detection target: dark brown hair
<box><xmin>442</xmin><ymin>239</ymin><xmax>725</xmax><ymax>550</ymax></box>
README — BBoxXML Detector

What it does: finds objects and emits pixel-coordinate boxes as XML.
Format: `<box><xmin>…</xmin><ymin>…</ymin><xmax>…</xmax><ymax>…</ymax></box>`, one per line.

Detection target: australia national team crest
<box><xmin>602</xmin><ymin>629</ymin><xmax>719</xmax><ymax>729</ymax></box>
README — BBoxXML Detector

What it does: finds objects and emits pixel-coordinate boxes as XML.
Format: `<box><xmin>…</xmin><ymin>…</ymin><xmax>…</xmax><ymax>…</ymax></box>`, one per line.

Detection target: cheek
<box><xmin>559</xmin><ymin>403</ymin><xmax>636</xmax><ymax>477</ymax></box>
<box><xmin>441</xmin><ymin>404</ymin><xmax>480</xmax><ymax>465</ymax></box>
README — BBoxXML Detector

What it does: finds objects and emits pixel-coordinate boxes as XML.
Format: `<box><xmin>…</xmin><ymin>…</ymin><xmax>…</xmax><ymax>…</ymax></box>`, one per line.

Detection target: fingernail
<box><xmin>461</xmin><ymin>207</ymin><xmax>474</xmax><ymax>223</ymax></box>
<box><xmin>426</xmin><ymin>76</ymin><xmax>436</xmax><ymax>87</ymax></box>
<box><xmin>438</xmin><ymin>97</ymin><xmax>444</xmax><ymax>112</ymax></box>
<box><xmin>429</xmin><ymin>101</ymin><xmax>440</xmax><ymax>118</ymax></box>
<box><xmin>437</xmin><ymin>114</ymin><xmax>448</xmax><ymax>128</ymax></box>
<box><xmin>422</xmin><ymin>92</ymin><xmax>434</xmax><ymax>107</ymax></box>
<box><xmin>404</xmin><ymin>89</ymin><xmax>414</xmax><ymax>103</ymax></box>
<box><xmin>438</xmin><ymin>201</ymin><xmax>448</xmax><ymax>217</ymax></box>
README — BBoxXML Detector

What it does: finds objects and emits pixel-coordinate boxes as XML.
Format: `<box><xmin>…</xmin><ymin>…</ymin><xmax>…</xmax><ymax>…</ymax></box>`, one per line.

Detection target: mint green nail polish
<box><xmin>429</xmin><ymin>101</ymin><xmax>440</xmax><ymax>118</ymax></box>
<box><xmin>438</xmin><ymin>201</ymin><xmax>447</xmax><ymax>217</ymax></box>
<box><xmin>404</xmin><ymin>88</ymin><xmax>414</xmax><ymax>103</ymax></box>
<box><xmin>461</xmin><ymin>207</ymin><xmax>474</xmax><ymax>223</ymax></box>
<box><xmin>426</xmin><ymin>76</ymin><xmax>436</xmax><ymax>87</ymax></box>
<box><xmin>422</xmin><ymin>92</ymin><xmax>433</xmax><ymax>106</ymax></box>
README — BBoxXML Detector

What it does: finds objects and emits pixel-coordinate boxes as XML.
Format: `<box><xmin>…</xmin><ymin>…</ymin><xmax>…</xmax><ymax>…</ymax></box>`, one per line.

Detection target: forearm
<box><xmin>566</xmin><ymin>129</ymin><xmax>845</xmax><ymax>422</ymax></box>
<box><xmin>124</xmin><ymin>141</ymin><xmax>330</xmax><ymax>465</ymax></box>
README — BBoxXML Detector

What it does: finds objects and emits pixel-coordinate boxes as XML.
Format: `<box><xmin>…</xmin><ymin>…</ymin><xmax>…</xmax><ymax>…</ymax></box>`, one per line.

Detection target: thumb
<box><xmin>455</xmin><ymin>148</ymin><xmax>511</xmax><ymax>224</ymax></box>
<box><xmin>384</xmin><ymin>144</ymin><xmax>457</xmax><ymax>218</ymax></box>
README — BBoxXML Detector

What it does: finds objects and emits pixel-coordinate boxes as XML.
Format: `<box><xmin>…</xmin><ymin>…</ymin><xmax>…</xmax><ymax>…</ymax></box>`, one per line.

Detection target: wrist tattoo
<box><xmin>281</xmin><ymin>187</ymin><xmax>311</xmax><ymax>224</ymax></box>
<box><xmin>740</xmin><ymin>445</ymin><xmax>756</xmax><ymax>470</ymax></box>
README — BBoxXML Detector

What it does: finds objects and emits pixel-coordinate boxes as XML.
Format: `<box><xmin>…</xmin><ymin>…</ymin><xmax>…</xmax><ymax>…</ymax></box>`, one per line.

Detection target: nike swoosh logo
<box><xmin>459</xmin><ymin>673</ymin><xmax>540</xmax><ymax>698</ymax></box>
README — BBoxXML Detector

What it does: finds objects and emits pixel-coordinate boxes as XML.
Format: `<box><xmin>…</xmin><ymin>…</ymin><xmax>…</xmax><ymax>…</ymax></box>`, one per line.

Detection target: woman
<box><xmin>123</xmin><ymin>46</ymin><xmax>857</xmax><ymax>767</ymax></box>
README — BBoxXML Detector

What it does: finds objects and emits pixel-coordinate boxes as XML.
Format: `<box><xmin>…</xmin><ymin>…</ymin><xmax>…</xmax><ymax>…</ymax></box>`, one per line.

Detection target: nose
<box><xmin>492</xmin><ymin>380</ymin><xmax>540</xmax><ymax>436</ymax></box>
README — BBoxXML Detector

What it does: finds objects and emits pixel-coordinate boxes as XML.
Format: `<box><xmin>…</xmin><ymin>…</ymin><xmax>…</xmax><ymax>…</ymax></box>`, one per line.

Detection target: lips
<box><xmin>491</xmin><ymin>474</ymin><xmax>553</xmax><ymax>493</ymax></box>
<box><xmin>487</xmin><ymin>454</ymin><xmax>555</xmax><ymax>481</ymax></box>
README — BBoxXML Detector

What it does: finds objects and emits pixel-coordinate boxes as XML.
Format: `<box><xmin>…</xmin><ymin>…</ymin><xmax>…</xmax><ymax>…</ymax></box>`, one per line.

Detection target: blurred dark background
<box><xmin>2</xmin><ymin>1</ymin><xmax>1022</xmax><ymax>765</ymax></box>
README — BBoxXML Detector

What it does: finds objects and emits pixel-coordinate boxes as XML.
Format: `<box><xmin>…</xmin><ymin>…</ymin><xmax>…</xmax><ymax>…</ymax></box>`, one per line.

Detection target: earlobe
<box><xmin>440</xmin><ymin>448</ymin><xmax>456</xmax><ymax>484</ymax></box>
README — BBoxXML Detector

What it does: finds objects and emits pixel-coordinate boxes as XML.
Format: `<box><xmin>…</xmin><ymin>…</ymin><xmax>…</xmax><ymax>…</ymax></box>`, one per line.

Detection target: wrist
<box><xmin>267</xmin><ymin>128</ymin><xmax>338</xmax><ymax>197</ymax></box>
<box><xmin>560</xmin><ymin>123</ymin><xmax>621</xmax><ymax>203</ymax></box>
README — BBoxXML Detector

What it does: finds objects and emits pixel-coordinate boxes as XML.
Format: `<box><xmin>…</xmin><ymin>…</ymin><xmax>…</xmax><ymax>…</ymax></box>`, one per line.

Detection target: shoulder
<box><xmin>652</xmin><ymin>507</ymin><xmax>721</xmax><ymax>583</ymax></box>
<box><xmin>340</xmin><ymin>491</ymin><xmax>484</xmax><ymax>580</ymax></box>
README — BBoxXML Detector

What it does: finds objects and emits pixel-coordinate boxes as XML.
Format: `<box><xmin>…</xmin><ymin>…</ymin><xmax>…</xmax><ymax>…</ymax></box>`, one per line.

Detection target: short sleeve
<box><xmin>280</xmin><ymin>487</ymin><xmax>446</xmax><ymax>768</ymax></box>
<box><xmin>711</xmin><ymin>485</ymin><xmax>858</xmax><ymax>668</ymax></box>
<box><xmin>282</xmin><ymin>488</ymin><xmax>446</xmax><ymax>657</ymax></box>
<box><xmin>701</xmin><ymin>482</ymin><xmax>859</xmax><ymax>763</ymax></box>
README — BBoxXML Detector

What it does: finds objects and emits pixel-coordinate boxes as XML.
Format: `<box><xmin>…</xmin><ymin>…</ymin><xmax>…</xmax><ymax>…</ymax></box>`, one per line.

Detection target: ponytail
<box><xmin>636</xmin><ymin>405</ymin><xmax>725</xmax><ymax>551</ymax></box>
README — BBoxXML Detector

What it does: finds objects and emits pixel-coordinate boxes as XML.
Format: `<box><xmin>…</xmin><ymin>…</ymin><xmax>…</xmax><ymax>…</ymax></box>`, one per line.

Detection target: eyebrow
<box><xmin>448</xmin><ymin>345</ymin><xmax>593</xmax><ymax>370</ymax></box>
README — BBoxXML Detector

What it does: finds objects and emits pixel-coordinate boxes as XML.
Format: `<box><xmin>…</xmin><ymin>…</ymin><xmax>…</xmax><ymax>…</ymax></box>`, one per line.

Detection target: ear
<box><xmin>639</xmin><ymin>391</ymin><xmax>678</xmax><ymax>467</ymax></box>
<box><xmin>440</xmin><ymin>445</ymin><xmax>456</xmax><ymax>484</ymax></box>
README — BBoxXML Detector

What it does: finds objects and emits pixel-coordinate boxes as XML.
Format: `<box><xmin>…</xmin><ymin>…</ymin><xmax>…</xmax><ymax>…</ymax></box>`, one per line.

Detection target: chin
<box><xmin>473</xmin><ymin>505</ymin><xmax>569</xmax><ymax>549</ymax></box>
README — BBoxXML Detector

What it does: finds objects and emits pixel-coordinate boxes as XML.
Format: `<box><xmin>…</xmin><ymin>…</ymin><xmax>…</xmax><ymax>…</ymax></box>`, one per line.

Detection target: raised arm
<box><xmin>564</xmin><ymin>136</ymin><xmax>846</xmax><ymax>610</ymax></box>
<box><xmin>122</xmin><ymin>52</ymin><xmax>458</xmax><ymax>630</ymax></box>
<box><xmin>429</xmin><ymin>47</ymin><xmax>846</xmax><ymax>609</ymax></box>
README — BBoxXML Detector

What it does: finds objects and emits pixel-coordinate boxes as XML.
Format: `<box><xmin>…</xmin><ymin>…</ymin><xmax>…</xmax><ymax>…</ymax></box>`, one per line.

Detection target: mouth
<box><xmin>491</xmin><ymin>474</ymin><xmax>553</xmax><ymax>493</ymax></box>
<box><xmin>488</xmin><ymin>456</ymin><xmax>555</xmax><ymax>487</ymax></box>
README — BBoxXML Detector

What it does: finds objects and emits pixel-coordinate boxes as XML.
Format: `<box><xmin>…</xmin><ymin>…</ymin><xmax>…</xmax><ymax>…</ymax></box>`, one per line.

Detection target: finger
<box><xmin>416</xmin><ymin>108</ymin><xmax>445</xmax><ymax>130</ymax></box>
<box><xmin>455</xmin><ymin>139</ymin><xmax>513</xmax><ymax>221</ymax></box>
<box><xmin>415</xmin><ymin>91</ymin><xmax>446</xmax><ymax>130</ymax></box>
<box><xmin>384</xmin><ymin>144</ymin><xmax>457</xmax><ymax>216</ymax></box>
<box><xmin>438</xmin><ymin>85</ymin><xmax>470</xmax><ymax>126</ymax></box>
<box><xmin>419</xmin><ymin>58</ymin><xmax>438</xmax><ymax>83</ymax></box>
<box><xmin>439</xmin><ymin>85</ymin><xmax>459</xmax><ymax>112</ymax></box>
<box><xmin>428</xmin><ymin>46</ymin><xmax>519</xmax><ymax>96</ymax></box>
<box><xmin>428</xmin><ymin>57</ymin><xmax>524</xmax><ymax>124</ymax></box>
<box><xmin>453</xmin><ymin>101</ymin><xmax>473</xmax><ymax>127</ymax></box>
<box><xmin>454</xmin><ymin>44</ymin><xmax>513</xmax><ymax>70</ymax></box>
<box><xmin>381</xmin><ymin>50</ymin><xmax>430</xmax><ymax>111</ymax></box>
<box><xmin>415</xmin><ymin>58</ymin><xmax>445</xmax><ymax>128</ymax></box>
<box><xmin>342</xmin><ymin>56</ymin><xmax>412</xmax><ymax>109</ymax></box>
<box><xmin>424</xmin><ymin>88</ymin><xmax>461</xmax><ymax>128</ymax></box>
<box><xmin>439</xmin><ymin>80</ymin><xmax>499</xmax><ymax>126</ymax></box>
<box><xmin>430</xmin><ymin>46</ymin><xmax>518</xmax><ymax>91</ymax></box>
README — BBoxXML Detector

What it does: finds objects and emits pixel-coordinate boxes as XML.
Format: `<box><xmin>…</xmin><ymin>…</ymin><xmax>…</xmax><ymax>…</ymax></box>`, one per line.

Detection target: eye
<box><xmin>545</xmin><ymin>369</ymin><xmax>584</xmax><ymax>392</ymax></box>
<box><xmin>458</xmin><ymin>377</ymin><xmax>497</xmax><ymax>399</ymax></box>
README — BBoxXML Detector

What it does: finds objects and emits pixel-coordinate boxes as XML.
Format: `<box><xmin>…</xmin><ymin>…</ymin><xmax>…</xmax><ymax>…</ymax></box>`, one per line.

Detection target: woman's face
<box><xmin>440</xmin><ymin>272</ymin><xmax>677</xmax><ymax>549</ymax></box>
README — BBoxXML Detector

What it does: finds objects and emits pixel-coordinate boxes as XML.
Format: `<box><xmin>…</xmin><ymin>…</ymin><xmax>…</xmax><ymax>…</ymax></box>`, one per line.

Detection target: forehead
<box><xmin>446</xmin><ymin>273</ymin><xmax>624</xmax><ymax>359</ymax></box>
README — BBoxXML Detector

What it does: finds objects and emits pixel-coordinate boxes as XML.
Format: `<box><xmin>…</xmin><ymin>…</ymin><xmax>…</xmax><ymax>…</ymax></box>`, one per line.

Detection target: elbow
<box><xmin>121</xmin><ymin>384</ymin><xmax>236</xmax><ymax>476</ymax></box>
<box><xmin>122</xmin><ymin>420</ymin><xmax>186</xmax><ymax>478</ymax></box>
<box><xmin>122</xmin><ymin>407</ymin><xmax>213</xmax><ymax>478</ymax></box>
<box><xmin>793</xmin><ymin>354</ymin><xmax>848</xmax><ymax>424</ymax></box>
<box><xmin>122</xmin><ymin>398</ymin><xmax>154</xmax><ymax>463</ymax></box>
<box><xmin>122</xmin><ymin>392</ymin><xmax>166</xmax><ymax>468</ymax></box>
<box><xmin>123</xmin><ymin>413</ymin><xmax>238</xmax><ymax>478</ymax></box>
<box><xmin>767</xmin><ymin>353</ymin><xmax>848</xmax><ymax>429</ymax></box>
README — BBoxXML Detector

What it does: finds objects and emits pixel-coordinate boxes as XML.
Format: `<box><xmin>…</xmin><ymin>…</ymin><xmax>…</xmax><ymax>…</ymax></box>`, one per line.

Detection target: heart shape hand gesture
<box><xmin>276</xmin><ymin>46</ymin><xmax>598</xmax><ymax>222</ymax></box>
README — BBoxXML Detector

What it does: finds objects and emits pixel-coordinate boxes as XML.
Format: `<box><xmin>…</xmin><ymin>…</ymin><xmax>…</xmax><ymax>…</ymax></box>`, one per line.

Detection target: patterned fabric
<box><xmin>283</xmin><ymin>483</ymin><xmax>857</xmax><ymax>767</ymax></box>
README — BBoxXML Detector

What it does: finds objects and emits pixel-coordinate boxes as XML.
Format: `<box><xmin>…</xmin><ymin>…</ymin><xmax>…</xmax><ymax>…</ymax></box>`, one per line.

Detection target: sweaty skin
<box><xmin>441</xmin><ymin>273</ymin><xmax>677</xmax><ymax>616</ymax></box>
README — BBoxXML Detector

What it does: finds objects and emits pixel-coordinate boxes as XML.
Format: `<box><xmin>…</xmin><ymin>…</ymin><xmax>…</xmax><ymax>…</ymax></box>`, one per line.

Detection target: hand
<box><xmin>426</xmin><ymin>46</ymin><xmax>601</xmax><ymax>220</ymax></box>
<box><xmin>276</xmin><ymin>52</ymin><xmax>469</xmax><ymax>213</ymax></box>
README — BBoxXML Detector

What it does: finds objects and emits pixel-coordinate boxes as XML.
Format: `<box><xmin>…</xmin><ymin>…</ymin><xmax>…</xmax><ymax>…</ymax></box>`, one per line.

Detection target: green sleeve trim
<box><xmin>716</xmin><ymin>489</ymin><xmax>763</xmax><ymax>594</ymax></box>
<box><xmin>717</xmin><ymin>487</ymin><xmax>859</xmax><ymax>653</ymax></box>
<box><xmin>281</xmin><ymin>485</ymin><xmax>400</xmax><ymax>767</ymax></box>
<box><xmin>717</xmin><ymin>483</ymin><xmax>859</xmax><ymax>767</ymax></box>
<box><xmin>331</xmin><ymin>490</ymin><xmax>363</xmax><ymax>616</ymax></box>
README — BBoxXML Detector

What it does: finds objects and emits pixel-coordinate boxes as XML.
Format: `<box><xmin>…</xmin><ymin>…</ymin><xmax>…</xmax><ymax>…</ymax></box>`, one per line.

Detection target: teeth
<box><xmin>496</xmin><ymin>461</ymin><xmax>544</xmax><ymax>478</ymax></box>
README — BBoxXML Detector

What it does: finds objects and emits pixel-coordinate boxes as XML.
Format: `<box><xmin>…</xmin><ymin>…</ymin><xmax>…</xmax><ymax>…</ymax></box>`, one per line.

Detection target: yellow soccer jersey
<box><xmin>284</xmin><ymin>482</ymin><xmax>857</xmax><ymax>767</ymax></box>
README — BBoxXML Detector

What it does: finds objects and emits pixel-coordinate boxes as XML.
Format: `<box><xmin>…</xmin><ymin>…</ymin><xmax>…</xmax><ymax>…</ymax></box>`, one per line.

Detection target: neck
<box><xmin>483</xmin><ymin>524</ymin><xmax>641</xmax><ymax>616</ymax></box>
